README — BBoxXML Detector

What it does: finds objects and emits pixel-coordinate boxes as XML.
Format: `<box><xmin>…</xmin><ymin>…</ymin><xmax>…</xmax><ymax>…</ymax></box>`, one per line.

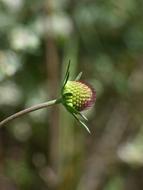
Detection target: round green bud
<box><xmin>62</xmin><ymin>81</ymin><xmax>96</xmax><ymax>112</ymax></box>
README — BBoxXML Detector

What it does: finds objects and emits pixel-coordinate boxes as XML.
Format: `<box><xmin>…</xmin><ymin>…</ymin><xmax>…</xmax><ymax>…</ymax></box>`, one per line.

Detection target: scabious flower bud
<box><xmin>61</xmin><ymin>61</ymin><xmax>96</xmax><ymax>133</ymax></box>
<box><xmin>62</xmin><ymin>81</ymin><xmax>96</xmax><ymax>112</ymax></box>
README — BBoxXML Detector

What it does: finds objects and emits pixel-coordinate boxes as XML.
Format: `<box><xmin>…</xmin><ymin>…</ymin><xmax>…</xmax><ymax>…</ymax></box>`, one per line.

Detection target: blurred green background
<box><xmin>1</xmin><ymin>0</ymin><xmax>143</xmax><ymax>189</ymax></box>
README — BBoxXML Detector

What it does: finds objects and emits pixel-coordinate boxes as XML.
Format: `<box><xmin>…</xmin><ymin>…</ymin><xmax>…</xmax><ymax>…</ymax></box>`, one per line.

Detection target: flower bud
<box><xmin>62</xmin><ymin>81</ymin><xmax>96</xmax><ymax>112</ymax></box>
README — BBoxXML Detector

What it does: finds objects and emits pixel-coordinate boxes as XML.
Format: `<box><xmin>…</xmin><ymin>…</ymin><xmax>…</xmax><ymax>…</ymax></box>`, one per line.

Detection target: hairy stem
<box><xmin>0</xmin><ymin>98</ymin><xmax>61</xmax><ymax>128</ymax></box>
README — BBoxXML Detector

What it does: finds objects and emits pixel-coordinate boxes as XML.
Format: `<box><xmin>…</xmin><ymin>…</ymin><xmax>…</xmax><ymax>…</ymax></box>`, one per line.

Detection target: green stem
<box><xmin>0</xmin><ymin>98</ymin><xmax>62</xmax><ymax>128</ymax></box>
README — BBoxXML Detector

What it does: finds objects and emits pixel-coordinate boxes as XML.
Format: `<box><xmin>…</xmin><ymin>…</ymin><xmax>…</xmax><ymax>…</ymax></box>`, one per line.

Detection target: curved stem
<box><xmin>0</xmin><ymin>98</ymin><xmax>61</xmax><ymax>128</ymax></box>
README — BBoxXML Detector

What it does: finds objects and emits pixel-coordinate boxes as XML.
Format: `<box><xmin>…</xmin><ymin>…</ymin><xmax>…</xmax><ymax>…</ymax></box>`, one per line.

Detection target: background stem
<box><xmin>0</xmin><ymin>99</ymin><xmax>61</xmax><ymax>128</ymax></box>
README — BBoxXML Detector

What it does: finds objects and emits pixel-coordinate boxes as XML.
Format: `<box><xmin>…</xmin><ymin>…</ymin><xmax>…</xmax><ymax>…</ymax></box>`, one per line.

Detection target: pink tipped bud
<box><xmin>63</xmin><ymin>81</ymin><xmax>96</xmax><ymax>111</ymax></box>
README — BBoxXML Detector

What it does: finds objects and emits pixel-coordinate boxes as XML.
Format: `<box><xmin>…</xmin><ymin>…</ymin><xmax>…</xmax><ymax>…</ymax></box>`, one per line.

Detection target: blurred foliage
<box><xmin>0</xmin><ymin>0</ymin><xmax>143</xmax><ymax>190</ymax></box>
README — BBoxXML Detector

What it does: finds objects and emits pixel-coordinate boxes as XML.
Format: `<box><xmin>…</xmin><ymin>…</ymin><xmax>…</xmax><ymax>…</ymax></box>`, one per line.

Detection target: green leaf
<box><xmin>72</xmin><ymin>113</ymin><xmax>91</xmax><ymax>134</ymax></box>
<box><xmin>62</xmin><ymin>60</ymin><xmax>71</xmax><ymax>92</ymax></box>
<box><xmin>75</xmin><ymin>72</ymin><xmax>83</xmax><ymax>80</ymax></box>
